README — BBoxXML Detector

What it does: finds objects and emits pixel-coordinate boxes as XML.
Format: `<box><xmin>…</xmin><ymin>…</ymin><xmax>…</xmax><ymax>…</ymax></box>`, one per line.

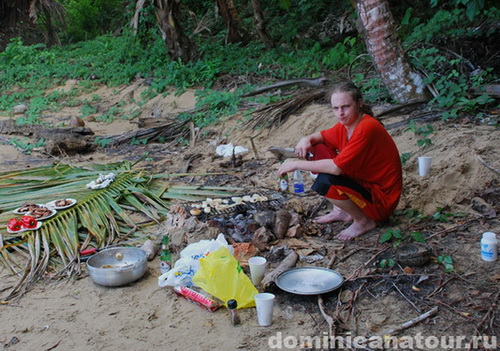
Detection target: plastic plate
<box><xmin>12</xmin><ymin>204</ymin><xmax>47</xmax><ymax>215</ymax></box>
<box><xmin>7</xmin><ymin>221</ymin><xmax>42</xmax><ymax>233</ymax></box>
<box><xmin>46</xmin><ymin>198</ymin><xmax>77</xmax><ymax>210</ymax></box>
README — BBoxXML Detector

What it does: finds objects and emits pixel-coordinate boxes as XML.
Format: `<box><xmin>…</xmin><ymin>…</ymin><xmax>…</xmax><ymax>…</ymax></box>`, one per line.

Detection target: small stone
<box><xmin>13</xmin><ymin>104</ymin><xmax>27</xmax><ymax>114</ymax></box>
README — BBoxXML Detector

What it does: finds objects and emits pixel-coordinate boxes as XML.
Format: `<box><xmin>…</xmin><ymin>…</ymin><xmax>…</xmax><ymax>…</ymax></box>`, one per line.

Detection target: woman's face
<box><xmin>330</xmin><ymin>92</ymin><xmax>363</xmax><ymax>127</ymax></box>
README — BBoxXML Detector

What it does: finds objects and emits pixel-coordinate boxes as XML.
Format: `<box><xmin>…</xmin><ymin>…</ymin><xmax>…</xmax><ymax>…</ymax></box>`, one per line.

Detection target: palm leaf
<box><xmin>0</xmin><ymin>162</ymin><xmax>244</xmax><ymax>300</ymax></box>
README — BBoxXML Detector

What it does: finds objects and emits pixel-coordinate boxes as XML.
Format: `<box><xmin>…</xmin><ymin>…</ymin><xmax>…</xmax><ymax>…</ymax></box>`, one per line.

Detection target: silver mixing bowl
<box><xmin>87</xmin><ymin>247</ymin><xmax>147</xmax><ymax>287</ymax></box>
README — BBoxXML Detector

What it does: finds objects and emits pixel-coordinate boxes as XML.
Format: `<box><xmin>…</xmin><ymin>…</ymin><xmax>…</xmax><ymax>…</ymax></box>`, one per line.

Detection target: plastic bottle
<box><xmin>293</xmin><ymin>169</ymin><xmax>305</xmax><ymax>194</ymax></box>
<box><xmin>227</xmin><ymin>299</ymin><xmax>241</xmax><ymax>326</ymax></box>
<box><xmin>279</xmin><ymin>173</ymin><xmax>289</xmax><ymax>192</ymax></box>
<box><xmin>160</xmin><ymin>235</ymin><xmax>172</xmax><ymax>273</ymax></box>
<box><xmin>481</xmin><ymin>232</ymin><xmax>498</xmax><ymax>262</ymax></box>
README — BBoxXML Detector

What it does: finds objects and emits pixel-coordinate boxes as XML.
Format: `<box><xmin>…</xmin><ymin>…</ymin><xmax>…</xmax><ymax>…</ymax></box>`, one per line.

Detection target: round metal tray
<box><xmin>276</xmin><ymin>267</ymin><xmax>344</xmax><ymax>295</ymax></box>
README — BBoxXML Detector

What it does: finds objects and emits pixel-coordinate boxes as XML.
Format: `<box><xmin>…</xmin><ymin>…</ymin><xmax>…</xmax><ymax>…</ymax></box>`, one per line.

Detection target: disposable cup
<box><xmin>418</xmin><ymin>156</ymin><xmax>432</xmax><ymax>176</ymax></box>
<box><xmin>254</xmin><ymin>293</ymin><xmax>275</xmax><ymax>326</ymax></box>
<box><xmin>248</xmin><ymin>256</ymin><xmax>267</xmax><ymax>286</ymax></box>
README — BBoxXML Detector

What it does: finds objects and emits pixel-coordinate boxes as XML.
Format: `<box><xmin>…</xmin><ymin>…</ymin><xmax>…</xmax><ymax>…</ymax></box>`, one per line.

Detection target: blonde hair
<box><xmin>327</xmin><ymin>81</ymin><xmax>374</xmax><ymax>117</ymax></box>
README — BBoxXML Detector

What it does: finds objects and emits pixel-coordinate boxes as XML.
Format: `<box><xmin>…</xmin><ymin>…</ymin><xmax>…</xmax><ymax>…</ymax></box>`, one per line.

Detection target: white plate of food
<box><xmin>13</xmin><ymin>203</ymin><xmax>48</xmax><ymax>215</ymax></box>
<box><xmin>7</xmin><ymin>221</ymin><xmax>42</xmax><ymax>234</ymax></box>
<box><xmin>46</xmin><ymin>198</ymin><xmax>77</xmax><ymax>210</ymax></box>
<box><xmin>27</xmin><ymin>207</ymin><xmax>57</xmax><ymax>220</ymax></box>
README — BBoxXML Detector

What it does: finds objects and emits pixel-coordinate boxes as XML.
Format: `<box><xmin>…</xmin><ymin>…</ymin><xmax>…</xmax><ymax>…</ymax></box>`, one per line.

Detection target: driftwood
<box><xmin>241</xmin><ymin>77</ymin><xmax>329</xmax><ymax>97</ymax></box>
<box><xmin>261</xmin><ymin>251</ymin><xmax>299</xmax><ymax>289</ymax></box>
<box><xmin>0</xmin><ymin>119</ymin><xmax>95</xmax><ymax>155</ymax></box>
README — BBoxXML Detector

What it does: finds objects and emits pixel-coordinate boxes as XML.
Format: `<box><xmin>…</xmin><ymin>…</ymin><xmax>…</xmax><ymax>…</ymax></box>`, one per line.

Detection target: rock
<box><xmin>253</xmin><ymin>210</ymin><xmax>275</xmax><ymax>228</ymax></box>
<box><xmin>396</xmin><ymin>243</ymin><xmax>432</xmax><ymax>267</ymax></box>
<box><xmin>286</xmin><ymin>224</ymin><xmax>304</xmax><ymax>238</ymax></box>
<box><xmin>12</xmin><ymin>104</ymin><xmax>27</xmax><ymax>114</ymax></box>
<box><xmin>140</xmin><ymin>240</ymin><xmax>158</xmax><ymax>261</ymax></box>
<box><xmin>69</xmin><ymin>116</ymin><xmax>85</xmax><ymax>127</ymax></box>
<box><xmin>471</xmin><ymin>197</ymin><xmax>496</xmax><ymax>218</ymax></box>
<box><xmin>289</xmin><ymin>212</ymin><xmax>301</xmax><ymax>227</ymax></box>
<box><xmin>274</xmin><ymin>209</ymin><xmax>292</xmax><ymax>239</ymax></box>
<box><xmin>252</xmin><ymin>227</ymin><xmax>274</xmax><ymax>251</ymax></box>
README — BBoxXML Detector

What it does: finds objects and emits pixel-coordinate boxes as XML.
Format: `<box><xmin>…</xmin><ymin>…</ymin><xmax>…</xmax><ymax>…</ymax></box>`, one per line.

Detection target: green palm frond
<box><xmin>0</xmin><ymin>162</ymin><xmax>243</xmax><ymax>300</ymax></box>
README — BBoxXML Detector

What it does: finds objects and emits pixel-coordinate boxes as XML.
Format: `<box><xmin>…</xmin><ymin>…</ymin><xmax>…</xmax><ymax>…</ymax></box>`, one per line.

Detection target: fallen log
<box><xmin>261</xmin><ymin>251</ymin><xmax>299</xmax><ymax>289</ymax></box>
<box><xmin>0</xmin><ymin>119</ymin><xmax>95</xmax><ymax>155</ymax></box>
<box><xmin>241</xmin><ymin>77</ymin><xmax>329</xmax><ymax>97</ymax></box>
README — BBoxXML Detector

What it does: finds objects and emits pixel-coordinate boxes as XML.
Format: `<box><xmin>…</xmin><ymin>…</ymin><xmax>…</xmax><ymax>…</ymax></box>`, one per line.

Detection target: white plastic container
<box><xmin>481</xmin><ymin>232</ymin><xmax>498</xmax><ymax>262</ymax></box>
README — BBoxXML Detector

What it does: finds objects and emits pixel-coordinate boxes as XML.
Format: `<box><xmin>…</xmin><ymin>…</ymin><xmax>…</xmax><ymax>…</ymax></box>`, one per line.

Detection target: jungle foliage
<box><xmin>0</xmin><ymin>0</ymin><xmax>498</xmax><ymax>127</ymax></box>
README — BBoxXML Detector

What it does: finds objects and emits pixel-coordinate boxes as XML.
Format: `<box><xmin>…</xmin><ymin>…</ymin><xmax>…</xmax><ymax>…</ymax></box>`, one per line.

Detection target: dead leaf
<box><xmin>403</xmin><ymin>266</ymin><xmax>414</xmax><ymax>274</ymax></box>
<box><xmin>340</xmin><ymin>289</ymin><xmax>354</xmax><ymax>303</ymax></box>
<box><xmin>490</xmin><ymin>274</ymin><xmax>500</xmax><ymax>282</ymax></box>
<box><xmin>412</xmin><ymin>285</ymin><xmax>421</xmax><ymax>292</ymax></box>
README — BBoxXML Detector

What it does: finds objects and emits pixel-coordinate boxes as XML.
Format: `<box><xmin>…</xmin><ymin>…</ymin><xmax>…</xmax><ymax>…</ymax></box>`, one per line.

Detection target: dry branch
<box><xmin>243</xmin><ymin>90</ymin><xmax>325</xmax><ymax>131</ymax></box>
<box><xmin>477</xmin><ymin>155</ymin><xmax>500</xmax><ymax>175</ymax></box>
<box><xmin>377</xmin><ymin>306</ymin><xmax>438</xmax><ymax>336</ymax></box>
<box><xmin>261</xmin><ymin>251</ymin><xmax>298</xmax><ymax>289</ymax></box>
<box><xmin>106</xmin><ymin>120</ymin><xmax>190</xmax><ymax>146</ymax></box>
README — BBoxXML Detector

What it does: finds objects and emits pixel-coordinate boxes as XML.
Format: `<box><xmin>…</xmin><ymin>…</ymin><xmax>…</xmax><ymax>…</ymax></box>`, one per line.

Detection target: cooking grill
<box><xmin>185</xmin><ymin>191</ymin><xmax>286</xmax><ymax>220</ymax></box>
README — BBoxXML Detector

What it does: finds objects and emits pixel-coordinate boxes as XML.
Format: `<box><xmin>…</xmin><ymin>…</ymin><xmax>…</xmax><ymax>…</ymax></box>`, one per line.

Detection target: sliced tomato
<box><xmin>21</xmin><ymin>215</ymin><xmax>38</xmax><ymax>229</ymax></box>
<box><xmin>7</xmin><ymin>218</ymin><xmax>23</xmax><ymax>231</ymax></box>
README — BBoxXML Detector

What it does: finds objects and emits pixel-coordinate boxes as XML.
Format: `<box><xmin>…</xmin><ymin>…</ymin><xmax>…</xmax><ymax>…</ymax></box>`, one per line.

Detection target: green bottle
<box><xmin>160</xmin><ymin>235</ymin><xmax>172</xmax><ymax>274</ymax></box>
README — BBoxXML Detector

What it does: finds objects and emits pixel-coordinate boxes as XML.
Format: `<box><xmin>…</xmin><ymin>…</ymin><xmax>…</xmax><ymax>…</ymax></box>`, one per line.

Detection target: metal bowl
<box><xmin>276</xmin><ymin>267</ymin><xmax>344</xmax><ymax>295</ymax></box>
<box><xmin>87</xmin><ymin>247</ymin><xmax>147</xmax><ymax>287</ymax></box>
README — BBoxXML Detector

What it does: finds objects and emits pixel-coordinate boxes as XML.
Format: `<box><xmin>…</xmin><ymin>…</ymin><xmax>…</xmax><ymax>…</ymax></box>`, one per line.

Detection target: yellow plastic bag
<box><xmin>192</xmin><ymin>246</ymin><xmax>258</xmax><ymax>309</ymax></box>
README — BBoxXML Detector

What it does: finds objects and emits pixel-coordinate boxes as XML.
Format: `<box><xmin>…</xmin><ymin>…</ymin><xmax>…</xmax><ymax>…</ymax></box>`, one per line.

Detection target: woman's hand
<box><xmin>277</xmin><ymin>160</ymin><xmax>299</xmax><ymax>177</ymax></box>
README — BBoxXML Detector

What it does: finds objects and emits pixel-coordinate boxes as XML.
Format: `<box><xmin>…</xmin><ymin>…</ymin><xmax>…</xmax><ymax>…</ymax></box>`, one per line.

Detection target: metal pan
<box><xmin>276</xmin><ymin>267</ymin><xmax>344</xmax><ymax>295</ymax></box>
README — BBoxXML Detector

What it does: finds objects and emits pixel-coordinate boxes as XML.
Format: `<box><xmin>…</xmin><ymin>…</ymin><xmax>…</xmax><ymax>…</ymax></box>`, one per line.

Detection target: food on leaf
<box><xmin>29</xmin><ymin>207</ymin><xmax>55</xmax><ymax>219</ymax></box>
<box><xmin>55</xmin><ymin>199</ymin><xmax>73</xmax><ymax>207</ymax></box>
<box><xmin>18</xmin><ymin>203</ymin><xmax>42</xmax><ymax>213</ymax></box>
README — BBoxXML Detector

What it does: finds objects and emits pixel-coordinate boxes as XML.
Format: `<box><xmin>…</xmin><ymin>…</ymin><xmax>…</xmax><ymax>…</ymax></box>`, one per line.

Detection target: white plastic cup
<box><xmin>254</xmin><ymin>293</ymin><xmax>275</xmax><ymax>326</ymax></box>
<box><xmin>248</xmin><ymin>256</ymin><xmax>267</xmax><ymax>286</ymax></box>
<box><xmin>418</xmin><ymin>156</ymin><xmax>432</xmax><ymax>176</ymax></box>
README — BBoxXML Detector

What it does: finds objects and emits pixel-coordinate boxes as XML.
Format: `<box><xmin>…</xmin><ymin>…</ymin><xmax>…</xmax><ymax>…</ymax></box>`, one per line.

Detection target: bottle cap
<box><xmin>227</xmin><ymin>299</ymin><xmax>238</xmax><ymax>309</ymax></box>
<box><xmin>482</xmin><ymin>232</ymin><xmax>497</xmax><ymax>240</ymax></box>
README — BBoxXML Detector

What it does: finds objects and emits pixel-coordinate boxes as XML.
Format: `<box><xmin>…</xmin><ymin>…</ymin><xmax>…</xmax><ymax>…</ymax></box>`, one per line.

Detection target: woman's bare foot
<box><xmin>314</xmin><ymin>207</ymin><xmax>352</xmax><ymax>224</ymax></box>
<box><xmin>336</xmin><ymin>218</ymin><xmax>376</xmax><ymax>240</ymax></box>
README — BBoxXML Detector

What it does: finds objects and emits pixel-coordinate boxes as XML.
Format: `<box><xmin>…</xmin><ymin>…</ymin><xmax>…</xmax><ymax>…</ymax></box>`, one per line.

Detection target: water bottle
<box><xmin>481</xmin><ymin>232</ymin><xmax>498</xmax><ymax>262</ymax></box>
<box><xmin>293</xmin><ymin>170</ymin><xmax>304</xmax><ymax>194</ymax></box>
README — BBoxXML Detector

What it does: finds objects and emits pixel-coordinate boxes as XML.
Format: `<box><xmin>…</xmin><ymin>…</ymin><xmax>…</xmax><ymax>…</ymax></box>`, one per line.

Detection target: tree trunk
<box><xmin>251</xmin><ymin>0</ymin><xmax>274</xmax><ymax>49</ymax></box>
<box><xmin>154</xmin><ymin>0</ymin><xmax>196</xmax><ymax>63</ymax></box>
<box><xmin>354</xmin><ymin>0</ymin><xmax>431</xmax><ymax>103</ymax></box>
<box><xmin>215</xmin><ymin>0</ymin><xmax>248</xmax><ymax>44</ymax></box>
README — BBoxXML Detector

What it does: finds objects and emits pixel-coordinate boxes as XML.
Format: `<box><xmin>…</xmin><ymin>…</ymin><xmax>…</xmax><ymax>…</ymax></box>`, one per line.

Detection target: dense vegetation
<box><xmin>0</xmin><ymin>0</ymin><xmax>498</xmax><ymax>128</ymax></box>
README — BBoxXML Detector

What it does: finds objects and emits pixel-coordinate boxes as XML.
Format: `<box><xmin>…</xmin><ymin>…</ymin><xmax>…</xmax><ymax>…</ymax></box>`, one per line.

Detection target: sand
<box><xmin>1</xmin><ymin>81</ymin><xmax>499</xmax><ymax>351</ymax></box>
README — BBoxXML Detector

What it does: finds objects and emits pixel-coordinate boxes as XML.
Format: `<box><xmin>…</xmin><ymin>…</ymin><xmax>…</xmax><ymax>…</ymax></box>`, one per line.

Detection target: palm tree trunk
<box><xmin>355</xmin><ymin>0</ymin><xmax>430</xmax><ymax>103</ymax></box>
<box><xmin>154</xmin><ymin>0</ymin><xmax>197</xmax><ymax>63</ymax></box>
<box><xmin>215</xmin><ymin>0</ymin><xmax>248</xmax><ymax>44</ymax></box>
<box><xmin>251</xmin><ymin>0</ymin><xmax>274</xmax><ymax>49</ymax></box>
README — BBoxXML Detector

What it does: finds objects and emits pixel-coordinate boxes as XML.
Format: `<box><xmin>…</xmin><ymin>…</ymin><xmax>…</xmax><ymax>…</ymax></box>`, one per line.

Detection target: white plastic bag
<box><xmin>158</xmin><ymin>233</ymin><xmax>233</xmax><ymax>288</ymax></box>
